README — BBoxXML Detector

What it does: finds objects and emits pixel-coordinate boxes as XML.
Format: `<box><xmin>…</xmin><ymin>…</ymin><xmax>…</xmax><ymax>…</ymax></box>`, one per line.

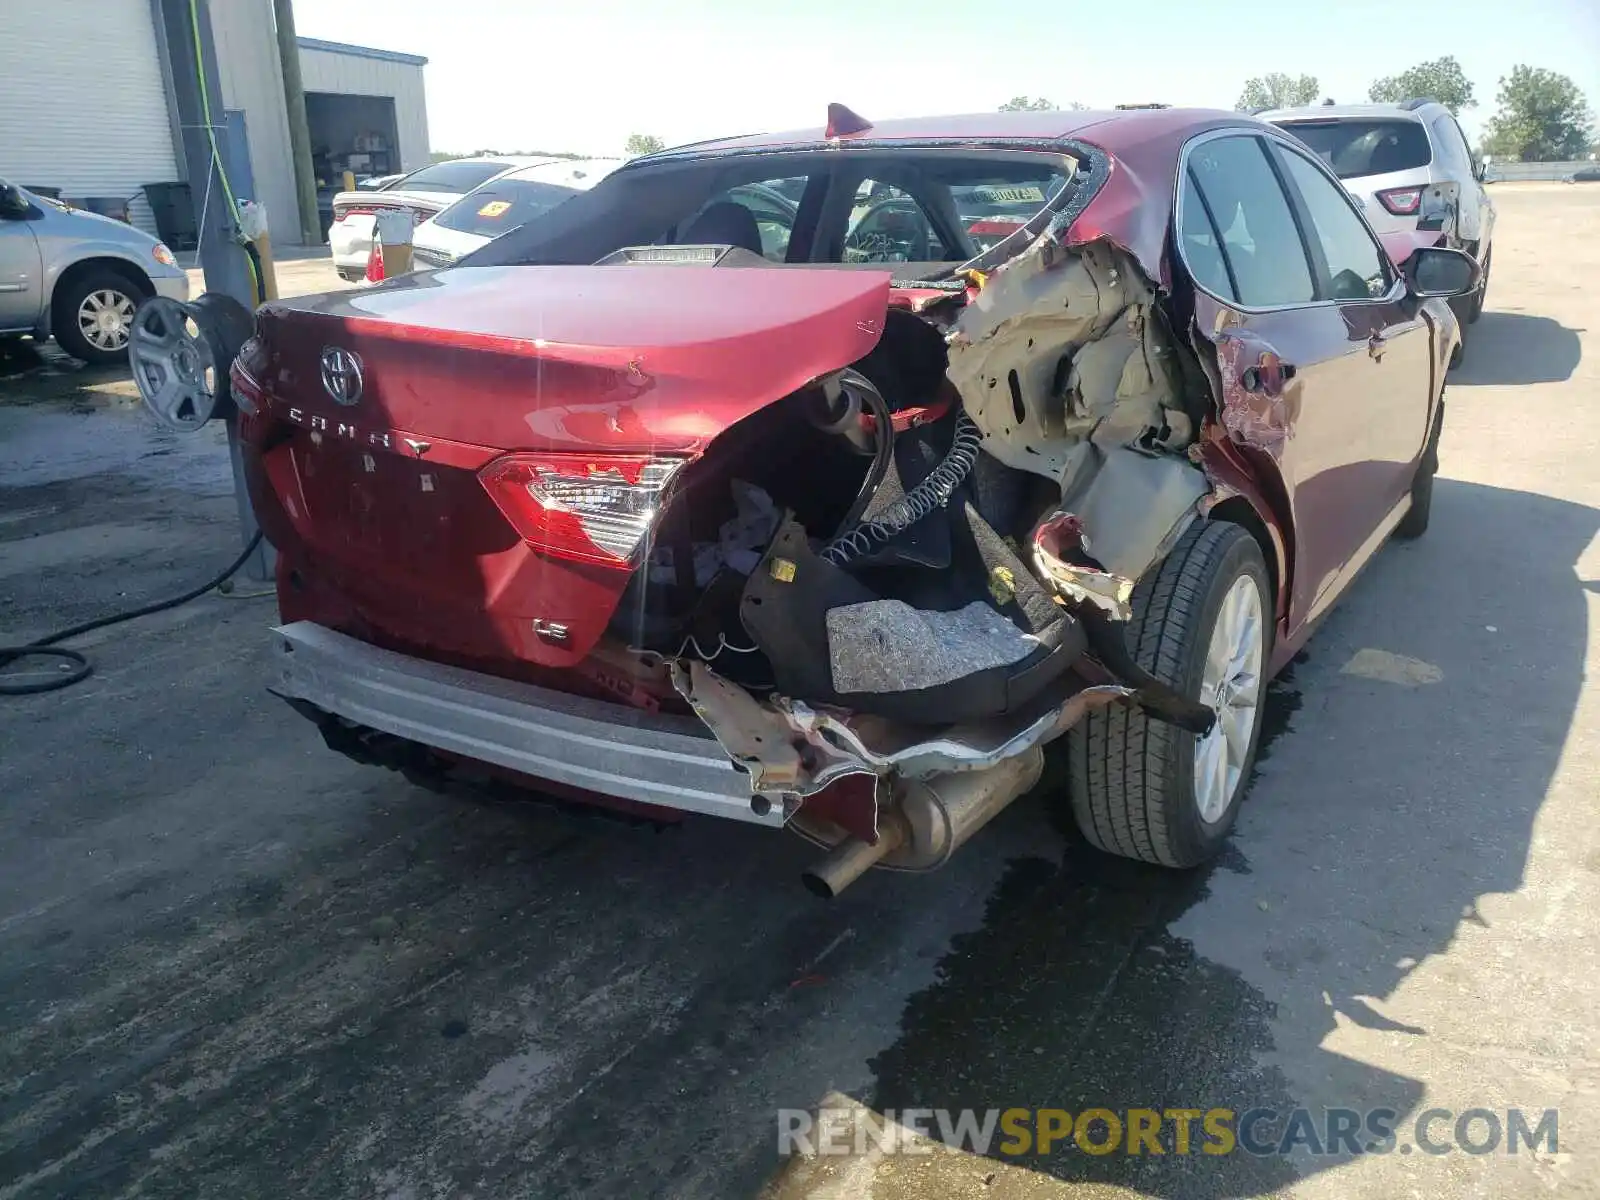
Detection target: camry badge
<box><xmin>320</xmin><ymin>346</ymin><xmax>364</xmax><ymax>406</ymax></box>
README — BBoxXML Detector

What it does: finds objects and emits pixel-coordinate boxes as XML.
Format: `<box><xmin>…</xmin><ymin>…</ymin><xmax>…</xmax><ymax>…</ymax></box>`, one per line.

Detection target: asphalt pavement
<box><xmin>0</xmin><ymin>185</ymin><xmax>1595</xmax><ymax>1199</ymax></box>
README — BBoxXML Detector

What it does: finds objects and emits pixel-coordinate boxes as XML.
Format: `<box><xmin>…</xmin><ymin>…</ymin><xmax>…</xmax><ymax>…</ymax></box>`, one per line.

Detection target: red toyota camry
<box><xmin>226</xmin><ymin>104</ymin><xmax>1478</xmax><ymax>894</ymax></box>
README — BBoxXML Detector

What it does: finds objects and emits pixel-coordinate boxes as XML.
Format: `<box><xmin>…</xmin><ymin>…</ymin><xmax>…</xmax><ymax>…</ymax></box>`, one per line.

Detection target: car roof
<box><xmin>1261</xmin><ymin>103</ymin><xmax>1429</xmax><ymax>123</ymax></box>
<box><xmin>653</xmin><ymin>106</ymin><xmax>1258</xmax><ymax>159</ymax></box>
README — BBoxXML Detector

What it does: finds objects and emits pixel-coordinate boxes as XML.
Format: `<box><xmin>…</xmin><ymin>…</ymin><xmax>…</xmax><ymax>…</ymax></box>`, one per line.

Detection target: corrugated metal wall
<box><xmin>0</xmin><ymin>0</ymin><xmax>179</xmax><ymax>236</ymax></box>
<box><xmin>208</xmin><ymin>0</ymin><xmax>301</xmax><ymax>246</ymax></box>
<box><xmin>298</xmin><ymin>48</ymin><xmax>431</xmax><ymax>176</ymax></box>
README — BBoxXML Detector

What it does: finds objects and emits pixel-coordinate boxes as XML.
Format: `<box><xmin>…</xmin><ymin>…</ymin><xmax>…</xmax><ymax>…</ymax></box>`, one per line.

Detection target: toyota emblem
<box><xmin>320</xmin><ymin>346</ymin><xmax>364</xmax><ymax>406</ymax></box>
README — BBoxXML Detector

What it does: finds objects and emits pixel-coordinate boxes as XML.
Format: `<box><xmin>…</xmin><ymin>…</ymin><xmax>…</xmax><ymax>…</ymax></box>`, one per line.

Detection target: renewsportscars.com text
<box><xmin>778</xmin><ymin>1106</ymin><xmax>1559</xmax><ymax>1158</ymax></box>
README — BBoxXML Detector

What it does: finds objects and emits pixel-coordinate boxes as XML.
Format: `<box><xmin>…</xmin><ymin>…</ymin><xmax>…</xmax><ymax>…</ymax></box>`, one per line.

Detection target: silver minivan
<box><xmin>0</xmin><ymin>179</ymin><xmax>190</xmax><ymax>365</ymax></box>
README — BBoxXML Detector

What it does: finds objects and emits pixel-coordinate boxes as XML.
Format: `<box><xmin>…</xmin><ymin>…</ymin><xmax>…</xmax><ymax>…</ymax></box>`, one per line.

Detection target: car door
<box><xmin>1269</xmin><ymin>136</ymin><xmax>1434</xmax><ymax>618</ymax></box>
<box><xmin>1179</xmin><ymin>131</ymin><xmax>1429</xmax><ymax>636</ymax></box>
<box><xmin>0</xmin><ymin>183</ymin><xmax>44</xmax><ymax>331</ymax></box>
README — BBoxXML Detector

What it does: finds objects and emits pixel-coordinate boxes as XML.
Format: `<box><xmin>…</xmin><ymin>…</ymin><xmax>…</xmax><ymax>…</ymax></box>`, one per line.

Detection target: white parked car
<box><xmin>326</xmin><ymin>157</ymin><xmax>554</xmax><ymax>280</ymax></box>
<box><xmin>411</xmin><ymin>158</ymin><xmax>624</xmax><ymax>268</ymax></box>
<box><xmin>1262</xmin><ymin>101</ymin><xmax>1495</xmax><ymax>352</ymax></box>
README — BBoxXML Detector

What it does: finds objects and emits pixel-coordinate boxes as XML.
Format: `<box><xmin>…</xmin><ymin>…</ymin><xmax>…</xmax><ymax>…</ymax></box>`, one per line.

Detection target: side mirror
<box><xmin>1473</xmin><ymin>161</ymin><xmax>1487</xmax><ymax>183</ymax></box>
<box><xmin>1405</xmin><ymin>246</ymin><xmax>1480</xmax><ymax>298</ymax></box>
<box><xmin>0</xmin><ymin>184</ymin><xmax>31</xmax><ymax>220</ymax></box>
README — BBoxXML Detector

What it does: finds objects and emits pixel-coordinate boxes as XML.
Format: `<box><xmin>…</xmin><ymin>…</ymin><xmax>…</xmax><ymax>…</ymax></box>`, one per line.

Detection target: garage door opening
<box><xmin>305</xmin><ymin>91</ymin><xmax>400</xmax><ymax>235</ymax></box>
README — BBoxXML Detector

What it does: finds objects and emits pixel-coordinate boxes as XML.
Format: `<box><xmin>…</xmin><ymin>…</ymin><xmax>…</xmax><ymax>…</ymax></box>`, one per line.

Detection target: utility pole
<box><xmin>154</xmin><ymin>0</ymin><xmax>274</xmax><ymax>583</ymax></box>
<box><xmin>272</xmin><ymin>0</ymin><xmax>323</xmax><ymax>246</ymax></box>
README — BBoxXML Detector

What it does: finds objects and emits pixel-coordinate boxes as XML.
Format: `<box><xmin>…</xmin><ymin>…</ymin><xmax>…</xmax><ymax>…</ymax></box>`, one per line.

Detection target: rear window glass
<box><xmin>465</xmin><ymin>151</ymin><xmax>1073</xmax><ymax>272</ymax></box>
<box><xmin>393</xmin><ymin>161</ymin><xmax>514</xmax><ymax>194</ymax></box>
<box><xmin>434</xmin><ymin>179</ymin><xmax>581</xmax><ymax>237</ymax></box>
<box><xmin>1274</xmin><ymin>120</ymin><xmax>1432</xmax><ymax>179</ymax></box>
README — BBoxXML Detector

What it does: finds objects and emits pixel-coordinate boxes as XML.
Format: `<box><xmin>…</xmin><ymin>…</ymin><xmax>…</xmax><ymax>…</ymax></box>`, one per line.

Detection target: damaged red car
<box><xmin>230</xmin><ymin>106</ymin><xmax>1478</xmax><ymax>895</ymax></box>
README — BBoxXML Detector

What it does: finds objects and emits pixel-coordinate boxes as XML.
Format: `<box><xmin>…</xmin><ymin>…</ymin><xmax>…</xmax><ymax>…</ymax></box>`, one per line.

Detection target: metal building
<box><xmin>0</xmin><ymin>0</ymin><xmax>430</xmax><ymax>246</ymax></box>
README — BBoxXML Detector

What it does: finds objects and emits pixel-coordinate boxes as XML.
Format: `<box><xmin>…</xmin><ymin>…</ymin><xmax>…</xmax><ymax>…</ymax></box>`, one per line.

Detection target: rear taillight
<box><xmin>334</xmin><ymin>204</ymin><xmax>377</xmax><ymax>222</ymax></box>
<box><xmin>229</xmin><ymin>335</ymin><xmax>268</xmax><ymax>415</ymax></box>
<box><xmin>479</xmin><ymin>454</ymin><xmax>684</xmax><ymax>569</ymax></box>
<box><xmin>1376</xmin><ymin>186</ymin><xmax>1423</xmax><ymax>216</ymax></box>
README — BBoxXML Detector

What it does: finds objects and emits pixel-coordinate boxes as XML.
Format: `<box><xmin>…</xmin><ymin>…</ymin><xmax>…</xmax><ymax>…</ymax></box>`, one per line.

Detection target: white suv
<box><xmin>1263</xmin><ymin>101</ymin><xmax>1494</xmax><ymax>354</ymax></box>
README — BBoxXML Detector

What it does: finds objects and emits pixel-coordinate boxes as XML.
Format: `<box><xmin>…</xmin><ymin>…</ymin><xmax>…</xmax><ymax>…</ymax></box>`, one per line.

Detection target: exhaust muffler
<box><xmin>800</xmin><ymin>748</ymin><xmax>1045</xmax><ymax>898</ymax></box>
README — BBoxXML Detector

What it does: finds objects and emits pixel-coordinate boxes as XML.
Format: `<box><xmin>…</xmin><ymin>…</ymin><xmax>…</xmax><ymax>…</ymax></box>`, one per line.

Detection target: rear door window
<box><xmin>1186</xmin><ymin>135</ymin><xmax>1316</xmax><ymax>307</ymax></box>
<box><xmin>1277</xmin><ymin>120</ymin><xmax>1433</xmax><ymax>179</ymax></box>
<box><xmin>1274</xmin><ymin>147</ymin><xmax>1392</xmax><ymax>301</ymax></box>
<box><xmin>1179</xmin><ymin>173</ymin><xmax>1236</xmax><ymax>302</ymax></box>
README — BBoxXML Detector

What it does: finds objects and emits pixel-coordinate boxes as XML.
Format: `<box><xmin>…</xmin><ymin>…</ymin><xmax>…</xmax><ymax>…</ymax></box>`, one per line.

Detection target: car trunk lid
<box><xmin>248</xmin><ymin>264</ymin><xmax>891</xmax><ymax>668</ymax></box>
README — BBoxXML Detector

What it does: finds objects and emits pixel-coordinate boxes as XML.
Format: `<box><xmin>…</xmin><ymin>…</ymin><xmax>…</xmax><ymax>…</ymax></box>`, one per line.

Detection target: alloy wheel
<box><xmin>1192</xmin><ymin>574</ymin><xmax>1264</xmax><ymax>823</ymax></box>
<box><xmin>77</xmin><ymin>288</ymin><xmax>138</xmax><ymax>352</ymax></box>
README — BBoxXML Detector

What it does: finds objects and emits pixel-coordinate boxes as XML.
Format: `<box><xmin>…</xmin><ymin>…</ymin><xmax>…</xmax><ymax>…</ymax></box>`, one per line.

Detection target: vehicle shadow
<box><xmin>838</xmin><ymin>477</ymin><xmax>1596</xmax><ymax>1197</ymax></box>
<box><xmin>1451</xmin><ymin>311</ymin><xmax>1582</xmax><ymax>385</ymax></box>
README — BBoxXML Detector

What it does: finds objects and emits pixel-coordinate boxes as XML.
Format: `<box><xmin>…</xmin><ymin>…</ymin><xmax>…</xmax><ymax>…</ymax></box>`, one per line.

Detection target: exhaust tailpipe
<box><xmin>801</xmin><ymin>811</ymin><xmax>907</xmax><ymax>899</ymax></box>
<box><xmin>800</xmin><ymin>748</ymin><xmax>1045</xmax><ymax>897</ymax></box>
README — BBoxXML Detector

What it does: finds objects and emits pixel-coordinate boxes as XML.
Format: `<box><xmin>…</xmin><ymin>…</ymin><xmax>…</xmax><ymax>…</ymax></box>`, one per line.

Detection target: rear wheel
<box><xmin>1469</xmin><ymin>247</ymin><xmax>1491</xmax><ymax>323</ymax></box>
<box><xmin>1394</xmin><ymin>397</ymin><xmax>1443</xmax><ymax>540</ymax></box>
<box><xmin>1065</xmin><ymin>522</ymin><xmax>1271</xmax><ymax>868</ymax></box>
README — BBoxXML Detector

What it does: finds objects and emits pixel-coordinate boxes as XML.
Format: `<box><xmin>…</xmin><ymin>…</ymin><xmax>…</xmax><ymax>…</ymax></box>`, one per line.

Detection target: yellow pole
<box><xmin>342</xmin><ymin>169</ymin><xmax>356</xmax><ymax>193</ymax></box>
<box><xmin>252</xmin><ymin>229</ymin><xmax>280</xmax><ymax>301</ymax></box>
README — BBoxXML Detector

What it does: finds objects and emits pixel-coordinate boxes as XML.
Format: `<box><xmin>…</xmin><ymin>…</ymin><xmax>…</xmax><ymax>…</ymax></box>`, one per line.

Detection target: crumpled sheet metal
<box><xmin>671</xmin><ymin>660</ymin><xmax>1132</xmax><ymax>799</ymax></box>
<box><xmin>945</xmin><ymin>240</ymin><xmax>1134</xmax><ymax>483</ymax></box>
<box><xmin>1031</xmin><ymin>512</ymin><xmax>1135</xmax><ymax>621</ymax></box>
<box><xmin>945</xmin><ymin>239</ymin><xmax>1191</xmax><ymax>486</ymax></box>
<box><xmin>1202</xmin><ymin>314</ymin><xmax>1295</xmax><ymax>455</ymax></box>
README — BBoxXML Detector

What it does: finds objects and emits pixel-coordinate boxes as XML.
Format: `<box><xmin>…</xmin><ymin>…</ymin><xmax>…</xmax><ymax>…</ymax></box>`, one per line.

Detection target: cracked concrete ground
<box><xmin>1</xmin><ymin>184</ymin><xmax>1596</xmax><ymax>1199</ymax></box>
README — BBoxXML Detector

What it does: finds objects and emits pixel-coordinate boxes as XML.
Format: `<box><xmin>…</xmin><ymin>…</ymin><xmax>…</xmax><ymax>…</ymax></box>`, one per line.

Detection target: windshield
<box><xmin>434</xmin><ymin>179</ymin><xmax>582</xmax><ymax>238</ymax></box>
<box><xmin>951</xmin><ymin>181</ymin><xmax>1056</xmax><ymax>250</ymax></box>
<box><xmin>1275</xmin><ymin>120</ymin><xmax>1432</xmax><ymax>179</ymax></box>
<box><xmin>391</xmin><ymin>161</ymin><xmax>516</xmax><ymax>195</ymax></box>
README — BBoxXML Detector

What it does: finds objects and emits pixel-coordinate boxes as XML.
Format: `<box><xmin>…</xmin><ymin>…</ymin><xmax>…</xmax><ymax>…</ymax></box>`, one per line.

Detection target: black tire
<box><xmin>1468</xmin><ymin>247</ymin><xmax>1490</xmax><ymax>323</ymax></box>
<box><xmin>1065</xmin><ymin>521</ymin><xmax>1271</xmax><ymax>868</ymax></box>
<box><xmin>1394</xmin><ymin>396</ymin><xmax>1443</xmax><ymax>540</ymax></box>
<box><xmin>52</xmin><ymin>269</ymin><xmax>147</xmax><ymax>365</ymax></box>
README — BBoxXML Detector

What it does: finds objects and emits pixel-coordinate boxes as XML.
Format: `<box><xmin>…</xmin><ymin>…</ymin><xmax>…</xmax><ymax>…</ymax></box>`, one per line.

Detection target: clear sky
<box><xmin>293</xmin><ymin>0</ymin><xmax>1599</xmax><ymax>156</ymax></box>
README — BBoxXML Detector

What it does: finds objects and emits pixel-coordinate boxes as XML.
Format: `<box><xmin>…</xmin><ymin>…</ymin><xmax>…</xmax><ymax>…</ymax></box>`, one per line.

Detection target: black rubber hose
<box><xmin>834</xmin><ymin>381</ymin><xmax>896</xmax><ymax>539</ymax></box>
<box><xmin>0</xmin><ymin>531</ymin><xmax>266</xmax><ymax>697</ymax></box>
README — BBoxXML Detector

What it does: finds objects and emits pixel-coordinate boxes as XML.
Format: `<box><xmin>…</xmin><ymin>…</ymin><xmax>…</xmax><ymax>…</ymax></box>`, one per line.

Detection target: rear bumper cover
<box><xmin>269</xmin><ymin>621</ymin><xmax>783</xmax><ymax>826</ymax></box>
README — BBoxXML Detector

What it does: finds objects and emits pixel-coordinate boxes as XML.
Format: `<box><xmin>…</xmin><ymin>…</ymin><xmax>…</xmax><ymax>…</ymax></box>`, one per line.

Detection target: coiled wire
<box><xmin>822</xmin><ymin>410</ymin><xmax>983</xmax><ymax>565</ymax></box>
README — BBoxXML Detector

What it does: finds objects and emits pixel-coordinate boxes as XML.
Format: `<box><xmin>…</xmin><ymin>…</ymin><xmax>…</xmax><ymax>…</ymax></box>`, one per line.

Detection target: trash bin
<box><xmin>83</xmin><ymin>196</ymin><xmax>132</xmax><ymax>223</ymax></box>
<box><xmin>143</xmin><ymin>181</ymin><xmax>198</xmax><ymax>251</ymax></box>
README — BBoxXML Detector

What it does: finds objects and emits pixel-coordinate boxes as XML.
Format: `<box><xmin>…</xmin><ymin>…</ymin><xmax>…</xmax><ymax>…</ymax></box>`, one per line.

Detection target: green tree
<box><xmin>624</xmin><ymin>133</ymin><xmax>666</xmax><ymax>156</ymax></box>
<box><xmin>1368</xmin><ymin>56</ymin><xmax>1476</xmax><ymax>114</ymax></box>
<box><xmin>1480</xmin><ymin>66</ymin><xmax>1594</xmax><ymax>161</ymax></box>
<box><xmin>1236</xmin><ymin>74</ymin><xmax>1320</xmax><ymax>111</ymax></box>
